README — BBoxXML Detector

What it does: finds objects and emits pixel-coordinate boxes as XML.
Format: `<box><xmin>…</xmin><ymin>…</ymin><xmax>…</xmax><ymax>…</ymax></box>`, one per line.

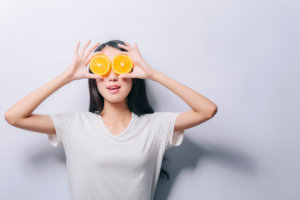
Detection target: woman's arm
<box><xmin>4</xmin><ymin>40</ymin><xmax>103</xmax><ymax>134</ymax></box>
<box><xmin>149</xmin><ymin>69</ymin><xmax>218</xmax><ymax>132</ymax></box>
<box><xmin>117</xmin><ymin>41</ymin><xmax>218</xmax><ymax>132</ymax></box>
<box><xmin>4</xmin><ymin>72</ymin><xmax>72</xmax><ymax>125</ymax></box>
<box><xmin>150</xmin><ymin>69</ymin><xmax>217</xmax><ymax>116</ymax></box>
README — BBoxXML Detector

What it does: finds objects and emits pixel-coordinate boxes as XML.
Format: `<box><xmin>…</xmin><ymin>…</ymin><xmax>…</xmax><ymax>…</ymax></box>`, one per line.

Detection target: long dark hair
<box><xmin>88</xmin><ymin>39</ymin><xmax>170</xmax><ymax>180</ymax></box>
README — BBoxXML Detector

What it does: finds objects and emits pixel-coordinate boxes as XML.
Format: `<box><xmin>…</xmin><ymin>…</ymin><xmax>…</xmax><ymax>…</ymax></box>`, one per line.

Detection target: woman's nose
<box><xmin>107</xmin><ymin>68</ymin><xmax>119</xmax><ymax>80</ymax></box>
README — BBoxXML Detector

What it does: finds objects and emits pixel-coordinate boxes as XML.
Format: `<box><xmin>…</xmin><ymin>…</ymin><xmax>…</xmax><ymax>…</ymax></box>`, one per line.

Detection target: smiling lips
<box><xmin>107</xmin><ymin>85</ymin><xmax>121</xmax><ymax>89</ymax></box>
<box><xmin>107</xmin><ymin>85</ymin><xmax>121</xmax><ymax>94</ymax></box>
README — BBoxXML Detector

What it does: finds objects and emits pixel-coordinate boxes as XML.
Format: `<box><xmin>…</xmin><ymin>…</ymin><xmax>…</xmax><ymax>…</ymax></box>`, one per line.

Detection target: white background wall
<box><xmin>1</xmin><ymin>0</ymin><xmax>299</xmax><ymax>199</ymax></box>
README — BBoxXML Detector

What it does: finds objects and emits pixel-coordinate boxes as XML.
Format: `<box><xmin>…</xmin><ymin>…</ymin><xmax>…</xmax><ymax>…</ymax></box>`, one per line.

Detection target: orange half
<box><xmin>89</xmin><ymin>54</ymin><xmax>111</xmax><ymax>76</ymax></box>
<box><xmin>112</xmin><ymin>54</ymin><xmax>133</xmax><ymax>75</ymax></box>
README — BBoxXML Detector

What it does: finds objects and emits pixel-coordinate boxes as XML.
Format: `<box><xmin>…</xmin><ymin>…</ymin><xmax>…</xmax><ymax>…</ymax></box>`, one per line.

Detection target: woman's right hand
<box><xmin>64</xmin><ymin>40</ymin><xmax>104</xmax><ymax>81</ymax></box>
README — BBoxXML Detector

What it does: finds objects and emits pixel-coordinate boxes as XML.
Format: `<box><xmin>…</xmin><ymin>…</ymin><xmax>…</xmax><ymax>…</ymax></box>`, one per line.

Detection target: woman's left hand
<box><xmin>117</xmin><ymin>41</ymin><xmax>156</xmax><ymax>80</ymax></box>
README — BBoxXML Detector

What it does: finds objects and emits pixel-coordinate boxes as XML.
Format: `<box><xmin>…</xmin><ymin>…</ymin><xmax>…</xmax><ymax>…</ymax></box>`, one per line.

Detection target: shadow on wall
<box><xmin>29</xmin><ymin>145</ymin><xmax>66</xmax><ymax>169</ymax></box>
<box><xmin>28</xmin><ymin>136</ymin><xmax>257</xmax><ymax>200</ymax></box>
<box><xmin>154</xmin><ymin>137</ymin><xmax>257</xmax><ymax>200</ymax></box>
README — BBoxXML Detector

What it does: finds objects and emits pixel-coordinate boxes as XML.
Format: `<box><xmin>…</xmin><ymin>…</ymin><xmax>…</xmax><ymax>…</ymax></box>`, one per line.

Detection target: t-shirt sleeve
<box><xmin>154</xmin><ymin>112</ymin><xmax>185</xmax><ymax>150</ymax></box>
<box><xmin>47</xmin><ymin>112</ymin><xmax>76</xmax><ymax>147</ymax></box>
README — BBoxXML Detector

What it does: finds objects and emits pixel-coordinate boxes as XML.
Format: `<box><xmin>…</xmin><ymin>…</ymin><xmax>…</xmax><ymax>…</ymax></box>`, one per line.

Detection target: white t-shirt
<box><xmin>47</xmin><ymin>111</ymin><xmax>184</xmax><ymax>200</ymax></box>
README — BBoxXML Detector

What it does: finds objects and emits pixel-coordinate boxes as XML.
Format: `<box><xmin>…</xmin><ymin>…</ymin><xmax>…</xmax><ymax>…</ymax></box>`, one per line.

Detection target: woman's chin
<box><xmin>104</xmin><ymin>96</ymin><xmax>127</xmax><ymax>103</ymax></box>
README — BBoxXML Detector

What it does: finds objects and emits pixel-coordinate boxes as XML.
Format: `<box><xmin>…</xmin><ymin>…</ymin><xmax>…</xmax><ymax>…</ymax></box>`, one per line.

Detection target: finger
<box><xmin>80</xmin><ymin>40</ymin><xmax>91</xmax><ymax>54</ymax></box>
<box><xmin>134</xmin><ymin>42</ymin><xmax>140</xmax><ymax>51</ymax></box>
<box><xmin>120</xmin><ymin>51</ymin><xmax>129</xmax><ymax>55</ymax></box>
<box><xmin>75</xmin><ymin>41</ymin><xmax>80</xmax><ymax>54</ymax></box>
<box><xmin>86</xmin><ymin>41</ymin><xmax>101</xmax><ymax>56</ymax></box>
<box><xmin>87</xmin><ymin>73</ymin><xmax>104</xmax><ymax>80</ymax></box>
<box><xmin>85</xmin><ymin>51</ymin><xmax>103</xmax><ymax>66</ymax></box>
<box><xmin>134</xmin><ymin>42</ymin><xmax>141</xmax><ymax>53</ymax></box>
<box><xmin>117</xmin><ymin>43</ymin><xmax>129</xmax><ymax>50</ymax></box>
<box><xmin>86</xmin><ymin>51</ymin><xmax>104</xmax><ymax>63</ymax></box>
<box><xmin>124</xmin><ymin>40</ymin><xmax>133</xmax><ymax>49</ymax></box>
<box><xmin>119</xmin><ymin>73</ymin><xmax>133</xmax><ymax>79</ymax></box>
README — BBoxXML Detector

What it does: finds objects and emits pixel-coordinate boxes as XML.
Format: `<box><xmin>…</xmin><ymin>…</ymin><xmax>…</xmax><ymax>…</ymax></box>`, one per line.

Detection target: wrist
<box><xmin>61</xmin><ymin>70</ymin><xmax>74</xmax><ymax>84</ymax></box>
<box><xmin>139</xmin><ymin>59</ymin><xmax>160</xmax><ymax>81</ymax></box>
<box><xmin>148</xmin><ymin>69</ymin><xmax>161</xmax><ymax>81</ymax></box>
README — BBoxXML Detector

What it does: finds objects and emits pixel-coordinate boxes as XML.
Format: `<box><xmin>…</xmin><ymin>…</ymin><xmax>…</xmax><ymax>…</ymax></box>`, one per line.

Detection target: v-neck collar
<box><xmin>96</xmin><ymin>112</ymin><xmax>136</xmax><ymax>139</ymax></box>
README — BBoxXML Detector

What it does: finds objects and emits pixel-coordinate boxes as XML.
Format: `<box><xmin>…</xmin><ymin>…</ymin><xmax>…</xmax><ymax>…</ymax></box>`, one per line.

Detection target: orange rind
<box><xmin>89</xmin><ymin>54</ymin><xmax>111</xmax><ymax>76</ymax></box>
<box><xmin>112</xmin><ymin>54</ymin><xmax>133</xmax><ymax>75</ymax></box>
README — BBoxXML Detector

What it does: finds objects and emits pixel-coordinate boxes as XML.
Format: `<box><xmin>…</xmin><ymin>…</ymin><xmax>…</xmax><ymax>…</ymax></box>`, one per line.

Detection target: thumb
<box><xmin>119</xmin><ymin>74</ymin><xmax>132</xmax><ymax>79</ymax></box>
<box><xmin>85</xmin><ymin>51</ymin><xmax>103</xmax><ymax>66</ymax></box>
<box><xmin>87</xmin><ymin>73</ymin><xmax>104</xmax><ymax>80</ymax></box>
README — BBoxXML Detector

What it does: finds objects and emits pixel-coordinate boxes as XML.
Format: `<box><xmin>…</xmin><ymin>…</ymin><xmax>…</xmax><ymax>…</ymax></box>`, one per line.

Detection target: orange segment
<box><xmin>112</xmin><ymin>54</ymin><xmax>133</xmax><ymax>75</ymax></box>
<box><xmin>89</xmin><ymin>54</ymin><xmax>111</xmax><ymax>76</ymax></box>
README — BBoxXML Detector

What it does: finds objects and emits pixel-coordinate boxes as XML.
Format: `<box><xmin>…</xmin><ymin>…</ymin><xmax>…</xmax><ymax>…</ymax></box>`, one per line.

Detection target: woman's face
<box><xmin>95</xmin><ymin>46</ymin><xmax>133</xmax><ymax>103</ymax></box>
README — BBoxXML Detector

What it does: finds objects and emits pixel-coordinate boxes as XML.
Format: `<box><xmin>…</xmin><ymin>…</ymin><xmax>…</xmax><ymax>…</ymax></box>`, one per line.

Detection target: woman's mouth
<box><xmin>107</xmin><ymin>87</ymin><xmax>121</xmax><ymax>94</ymax></box>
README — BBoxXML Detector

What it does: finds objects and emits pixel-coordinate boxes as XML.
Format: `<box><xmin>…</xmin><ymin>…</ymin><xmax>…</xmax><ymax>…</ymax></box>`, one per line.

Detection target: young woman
<box><xmin>4</xmin><ymin>39</ymin><xmax>218</xmax><ymax>200</ymax></box>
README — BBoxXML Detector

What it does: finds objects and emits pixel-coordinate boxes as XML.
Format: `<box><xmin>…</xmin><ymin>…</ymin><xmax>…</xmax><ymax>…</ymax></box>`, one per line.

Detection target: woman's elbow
<box><xmin>4</xmin><ymin>111</ymin><xmax>16</xmax><ymax>125</ymax></box>
<box><xmin>208</xmin><ymin>105</ymin><xmax>218</xmax><ymax>118</ymax></box>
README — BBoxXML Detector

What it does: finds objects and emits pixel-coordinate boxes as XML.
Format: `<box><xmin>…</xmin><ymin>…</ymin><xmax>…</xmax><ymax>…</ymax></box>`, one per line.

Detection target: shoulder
<box><xmin>134</xmin><ymin>112</ymin><xmax>159</xmax><ymax>122</ymax></box>
<box><xmin>135</xmin><ymin>112</ymin><xmax>179</xmax><ymax>124</ymax></box>
<box><xmin>50</xmin><ymin>110</ymin><xmax>90</xmax><ymax>122</ymax></box>
<box><xmin>75</xmin><ymin>111</ymin><xmax>101</xmax><ymax>122</ymax></box>
<box><xmin>150</xmin><ymin>111</ymin><xmax>180</xmax><ymax>121</ymax></box>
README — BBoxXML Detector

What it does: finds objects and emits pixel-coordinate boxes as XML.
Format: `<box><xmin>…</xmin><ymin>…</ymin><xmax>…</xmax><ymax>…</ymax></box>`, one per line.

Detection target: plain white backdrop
<box><xmin>1</xmin><ymin>0</ymin><xmax>299</xmax><ymax>199</ymax></box>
